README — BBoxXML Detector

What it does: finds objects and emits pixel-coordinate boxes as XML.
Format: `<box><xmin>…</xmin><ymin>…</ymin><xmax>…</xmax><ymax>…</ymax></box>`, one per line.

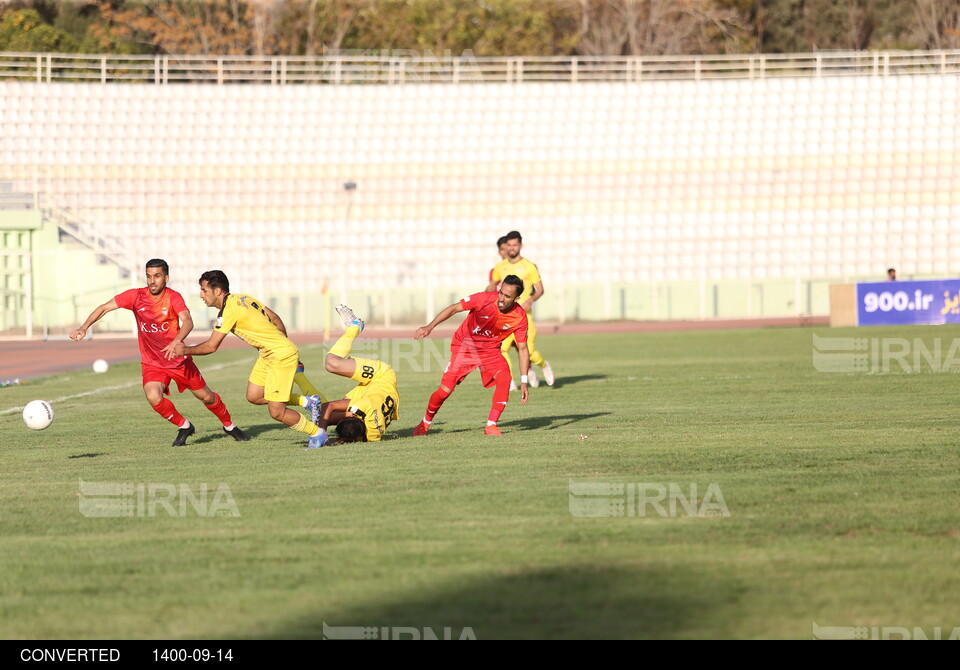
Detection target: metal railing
<box><xmin>2</xmin><ymin>50</ymin><xmax>960</xmax><ymax>85</ymax></box>
<box><xmin>36</xmin><ymin>192</ymin><xmax>134</xmax><ymax>276</ymax></box>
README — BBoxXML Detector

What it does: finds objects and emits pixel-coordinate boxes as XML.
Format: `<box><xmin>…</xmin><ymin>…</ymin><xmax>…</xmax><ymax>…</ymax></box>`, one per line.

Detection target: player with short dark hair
<box><xmin>306</xmin><ymin>305</ymin><xmax>400</xmax><ymax>447</ymax></box>
<box><xmin>70</xmin><ymin>259</ymin><xmax>249</xmax><ymax>446</ymax></box>
<box><xmin>413</xmin><ymin>275</ymin><xmax>530</xmax><ymax>437</ymax></box>
<box><xmin>171</xmin><ymin>270</ymin><xmax>327</xmax><ymax>449</ymax></box>
<box><xmin>488</xmin><ymin>235</ymin><xmax>509</xmax><ymax>284</ymax></box>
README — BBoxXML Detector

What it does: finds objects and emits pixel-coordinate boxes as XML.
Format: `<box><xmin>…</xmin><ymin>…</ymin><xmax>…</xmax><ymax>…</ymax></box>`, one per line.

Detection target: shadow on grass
<box><xmin>500</xmin><ymin>412</ymin><xmax>611</xmax><ymax>431</ymax></box>
<box><xmin>549</xmin><ymin>374</ymin><xmax>607</xmax><ymax>389</ymax></box>
<box><xmin>186</xmin><ymin>422</ymin><xmax>283</xmax><ymax>446</ymax></box>
<box><xmin>256</xmin><ymin>564</ymin><xmax>738</xmax><ymax>639</ymax></box>
<box><xmin>420</xmin><ymin>413</ymin><xmax>610</xmax><ymax>435</ymax></box>
<box><xmin>69</xmin><ymin>452</ymin><xmax>108</xmax><ymax>459</ymax></box>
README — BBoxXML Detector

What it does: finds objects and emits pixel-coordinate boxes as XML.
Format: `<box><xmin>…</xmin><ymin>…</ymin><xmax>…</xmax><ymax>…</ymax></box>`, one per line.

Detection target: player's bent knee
<box><xmin>324</xmin><ymin>353</ymin><xmax>344</xmax><ymax>374</ymax></box>
<box><xmin>440</xmin><ymin>384</ymin><xmax>453</xmax><ymax>394</ymax></box>
<box><xmin>267</xmin><ymin>404</ymin><xmax>287</xmax><ymax>421</ymax></box>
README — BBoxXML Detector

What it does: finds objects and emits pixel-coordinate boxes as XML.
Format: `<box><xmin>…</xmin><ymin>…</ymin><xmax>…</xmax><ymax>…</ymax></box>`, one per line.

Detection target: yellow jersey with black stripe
<box><xmin>491</xmin><ymin>257</ymin><xmax>541</xmax><ymax>305</ymax></box>
<box><xmin>215</xmin><ymin>293</ymin><xmax>297</xmax><ymax>357</ymax></box>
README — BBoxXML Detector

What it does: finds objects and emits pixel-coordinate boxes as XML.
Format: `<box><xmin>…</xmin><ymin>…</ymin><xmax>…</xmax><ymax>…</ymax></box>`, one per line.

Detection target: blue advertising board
<box><xmin>857</xmin><ymin>280</ymin><xmax>960</xmax><ymax>326</ymax></box>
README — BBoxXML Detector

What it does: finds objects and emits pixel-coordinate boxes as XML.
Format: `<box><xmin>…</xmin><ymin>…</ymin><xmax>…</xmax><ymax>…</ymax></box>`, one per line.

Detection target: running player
<box><xmin>70</xmin><ymin>259</ymin><xmax>249</xmax><ymax>446</ymax></box>
<box><xmin>486</xmin><ymin>230</ymin><xmax>554</xmax><ymax>387</ymax></box>
<box><xmin>412</xmin><ymin>275</ymin><xmax>530</xmax><ymax>437</ymax></box>
<box><xmin>171</xmin><ymin>270</ymin><xmax>327</xmax><ymax>449</ymax></box>
<box><xmin>306</xmin><ymin>305</ymin><xmax>400</xmax><ymax>447</ymax></box>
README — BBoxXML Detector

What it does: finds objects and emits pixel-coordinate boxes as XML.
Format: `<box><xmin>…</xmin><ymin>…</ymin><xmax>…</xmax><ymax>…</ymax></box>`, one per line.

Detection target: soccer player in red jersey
<box><xmin>412</xmin><ymin>275</ymin><xmax>530</xmax><ymax>437</ymax></box>
<box><xmin>70</xmin><ymin>259</ymin><xmax>249</xmax><ymax>447</ymax></box>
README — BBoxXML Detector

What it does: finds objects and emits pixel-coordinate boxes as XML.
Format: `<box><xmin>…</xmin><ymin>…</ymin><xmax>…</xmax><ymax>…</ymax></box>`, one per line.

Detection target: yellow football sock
<box><xmin>294</xmin><ymin>371</ymin><xmax>321</xmax><ymax>396</ymax></box>
<box><xmin>291</xmin><ymin>414</ymin><xmax>320</xmax><ymax>437</ymax></box>
<box><xmin>530</xmin><ymin>350</ymin><xmax>545</xmax><ymax>367</ymax></box>
<box><xmin>329</xmin><ymin>326</ymin><xmax>360</xmax><ymax>358</ymax></box>
<box><xmin>290</xmin><ymin>390</ymin><xmax>326</xmax><ymax>407</ymax></box>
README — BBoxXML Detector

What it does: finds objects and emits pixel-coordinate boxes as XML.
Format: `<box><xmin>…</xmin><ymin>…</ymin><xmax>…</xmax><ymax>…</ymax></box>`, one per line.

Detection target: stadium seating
<box><xmin>2</xmin><ymin>73</ymin><xmax>960</xmax><ymax>324</ymax></box>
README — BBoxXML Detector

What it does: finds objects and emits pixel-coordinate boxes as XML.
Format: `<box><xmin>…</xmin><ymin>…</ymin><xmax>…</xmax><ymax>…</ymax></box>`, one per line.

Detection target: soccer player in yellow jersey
<box><xmin>311</xmin><ymin>305</ymin><xmax>400</xmax><ymax>446</ymax></box>
<box><xmin>171</xmin><ymin>270</ymin><xmax>329</xmax><ymax>449</ymax></box>
<box><xmin>488</xmin><ymin>235</ymin><xmax>508</xmax><ymax>285</ymax></box>
<box><xmin>486</xmin><ymin>230</ymin><xmax>555</xmax><ymax>387</ymax></box>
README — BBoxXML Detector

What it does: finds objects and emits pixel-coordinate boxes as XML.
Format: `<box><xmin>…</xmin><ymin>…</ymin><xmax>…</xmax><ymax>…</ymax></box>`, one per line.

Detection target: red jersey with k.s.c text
<box><xmin>452</xmin><ymin>291</ymin><xmax>528</xmax><ymax>352</ymax></box>
<box><xmin>114</xmin><ymin>287</ymin><xmax>190</xmax><ymax>368</ymax></box>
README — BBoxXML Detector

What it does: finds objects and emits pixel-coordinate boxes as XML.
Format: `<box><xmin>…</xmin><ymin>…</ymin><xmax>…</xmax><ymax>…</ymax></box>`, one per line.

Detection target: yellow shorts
<box><xmin>248</xmin><ymin>345</ymin><xmax>299</xmax><ymax>403</ymax></box>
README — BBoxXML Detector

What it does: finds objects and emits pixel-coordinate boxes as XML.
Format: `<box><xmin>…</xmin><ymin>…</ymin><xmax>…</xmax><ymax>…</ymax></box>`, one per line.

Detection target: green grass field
<box><xmin>2</xmin><ymin>326</ymin><xmax>960</xmax><ymax>640</ymax></box>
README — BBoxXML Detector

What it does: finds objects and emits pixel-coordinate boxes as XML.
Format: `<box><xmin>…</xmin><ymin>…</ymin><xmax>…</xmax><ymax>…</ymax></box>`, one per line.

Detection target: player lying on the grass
<box><xmin>305</xmin><ymin>305</ymin><xmax>400</xmax><ymax>447</ymax></box>
<box><xmin>170</xmin><ymin>270</ymin><xmax>329</xmax><ymax>449</ymax></box>
<box><xmin>70</xmin><ymin>258</ymin><xmax>249</xmax><ymax>447</ymax></box>
<box><xmin>412</xmin><ymin>275</ymin><xmax>530</xmax><ymax>437</ymax></box>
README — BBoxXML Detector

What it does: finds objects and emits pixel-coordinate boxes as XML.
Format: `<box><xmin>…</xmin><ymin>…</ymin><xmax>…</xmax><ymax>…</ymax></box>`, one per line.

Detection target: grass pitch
<box><xmin>2</xmin><ymin>326</ymin><xmax>960</xmax><ymax>639</ymax></box>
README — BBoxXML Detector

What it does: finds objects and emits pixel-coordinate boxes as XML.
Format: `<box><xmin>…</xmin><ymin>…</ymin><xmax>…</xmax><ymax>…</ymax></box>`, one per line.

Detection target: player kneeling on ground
<box><xmin>305</xmin><ymin>305</ymin><xmax>399</xmax><ymax>447</ymax></box>
<box><xmin>413</xmin><ymin>275</ymin><xmax>530</xmax><ymax>437</ymax></box>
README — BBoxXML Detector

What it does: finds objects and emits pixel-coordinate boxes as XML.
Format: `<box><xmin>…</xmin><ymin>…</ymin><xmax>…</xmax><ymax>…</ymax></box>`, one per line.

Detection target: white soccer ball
<box><xmin>92</xmin><ymin>359</ymin><xmax>109</xmax><ymax>374</ymax></box>
<box><xmin>23</xmin><ymin>400</ymin><xmax>54</xmax><ymax>430</ymax></box>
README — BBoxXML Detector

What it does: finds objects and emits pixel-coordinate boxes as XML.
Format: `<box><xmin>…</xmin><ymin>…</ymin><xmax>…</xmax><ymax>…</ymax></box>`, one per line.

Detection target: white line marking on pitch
<box><xmin>0</xmin><ymin>360</ymin><xmax>247</xmax><ymax>416</ymax></box>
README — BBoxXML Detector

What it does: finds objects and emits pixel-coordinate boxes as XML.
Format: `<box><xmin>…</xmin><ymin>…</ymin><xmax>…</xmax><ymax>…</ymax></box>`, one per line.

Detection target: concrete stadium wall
<box><xmin>0</xmin><ymin>210</ymin><xmax>132</xmax><ymax>334</ymax></box>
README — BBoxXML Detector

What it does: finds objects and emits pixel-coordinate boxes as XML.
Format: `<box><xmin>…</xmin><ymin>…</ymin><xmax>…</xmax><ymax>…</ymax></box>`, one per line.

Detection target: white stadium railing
<box><xmin>2</xmin><ymin>50</ymin><xmax>960</xmax><ymax>85</ymax></box>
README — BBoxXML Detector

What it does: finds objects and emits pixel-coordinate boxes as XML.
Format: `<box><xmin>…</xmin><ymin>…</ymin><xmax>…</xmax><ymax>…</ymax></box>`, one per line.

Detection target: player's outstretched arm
<box><xmin>174</xmin><ymin>329</ymin><xmax>228</xmax><ymax>358</ymax></box>
<box><xmin>70</xmin><ymin>298</ymin><xmax>119</xmax><ymax>341</ymax></box>
<box><xmin>517</xmin><ymin>341</ymin><xmax>531</xmax><ymax>405</ymax></box>
<box><xmin>161</xmin><ymin>309</ymin><xmax>194</xmax><ymax>359</ymax></box>
<box><xmin>414</xmin><ymin>302</ymin><xmax>466</xmax><ymax>339</ymax></box>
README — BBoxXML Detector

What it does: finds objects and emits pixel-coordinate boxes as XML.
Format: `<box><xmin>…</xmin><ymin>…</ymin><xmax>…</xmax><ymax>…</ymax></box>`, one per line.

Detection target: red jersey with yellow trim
<box><xmin>452</xmin><ymin>291</ymin><xmax>528</xmax><ymax>352</ymax></box>
<box><xmin>114</xmin><ymin>287</ymin><xmax>190</xmax><ymax>369</ymax></box>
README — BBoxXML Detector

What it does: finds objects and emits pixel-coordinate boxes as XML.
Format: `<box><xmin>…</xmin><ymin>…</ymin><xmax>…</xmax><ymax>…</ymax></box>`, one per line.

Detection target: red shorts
<box><xmin>441</xmin><ymin>347</ymin><xmax>510</xmax><ymax>389</ymax></box>
<box><xmin>142</xmin><ymin>359</ymin><xmax>206</xmax><ymax>395</ymax></box>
